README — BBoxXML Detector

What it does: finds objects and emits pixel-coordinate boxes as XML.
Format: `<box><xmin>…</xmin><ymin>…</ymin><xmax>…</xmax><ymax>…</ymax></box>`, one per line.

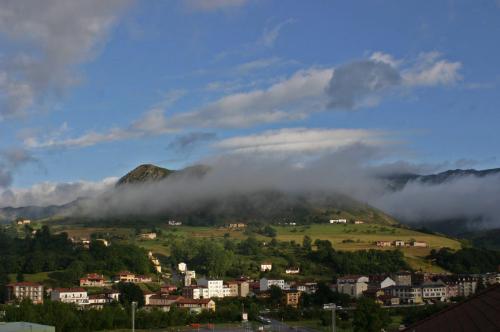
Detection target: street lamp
<box><xmin>131</xmin><ymin>301</ymin><xmax>137</xmax><ymax>332</ymax></box>
<box><xmin>323</xmin><ymin>303</ymin><xmax>336</xmax><ymax>332</ymax></box>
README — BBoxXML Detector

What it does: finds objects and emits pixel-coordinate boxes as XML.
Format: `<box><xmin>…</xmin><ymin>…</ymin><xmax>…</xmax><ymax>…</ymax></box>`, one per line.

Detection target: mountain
<box><xmin>385</xmin><ymin>168</ymin><xmax>500</xmax><ymax>190</ymax></box>
<box><xmin>116</xmin><ymin>164</ymin><xmax>210</xmax><ymax>186</ymax></box>
<box><xmin>116</xmin><ymin>164</ymin><xmax>174</xmax><ymax>186</ymax></box>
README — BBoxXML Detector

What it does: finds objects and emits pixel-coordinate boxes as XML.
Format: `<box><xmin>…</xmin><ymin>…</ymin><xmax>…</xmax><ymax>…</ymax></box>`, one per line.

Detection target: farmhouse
<box><xmin>394</xmin><ymin>240</ymin><xmax>405</xmax><ymax>247</ymax></box>
<box><xmin>354</xmin><ymin>220</ymin><xmax>364</xmax><ymax>224</ymax></box>
<box><xmin>412</xmin><ymin>241</ymin><xmax>428</xmax><ymax>247</ymax></box>
<box><xmin>16</xmin><ymin>219</ymin><xmax>31</xmax><ymax>225</ymax></box>
<box><xmin>6</xmin><ymin>282</ymin><xmax>44</xmax><ymax>304</ymax></box>
<box><xmin>227</xmin><ymin>223</ymin><xmax>247</xmax><ymax>229</ymax></box>
<box><xmin>329</xmin><ymin>219</ymin><xmax>347</xmax><ymax>224</ymax></box>
<box><xmin>376</xmin><ymin>241</ymin><xmax>392</xmax><ymax>247</ymax></box>
<box><xmin>168</xmin><ymin>220</ymin><xmax>182</xmax><ymax>226</ymax></box>
<box><xmin>79</xmin><ymin>273</ymin><xmax>106</xmax><ymax>287</ymax></box>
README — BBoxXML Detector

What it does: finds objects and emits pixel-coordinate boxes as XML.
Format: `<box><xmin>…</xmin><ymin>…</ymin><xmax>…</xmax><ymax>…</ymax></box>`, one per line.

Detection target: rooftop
<box><xmin>402</xmin><ymin>284</ymin><xmax>500</xmax><ymax>332</ymax></box>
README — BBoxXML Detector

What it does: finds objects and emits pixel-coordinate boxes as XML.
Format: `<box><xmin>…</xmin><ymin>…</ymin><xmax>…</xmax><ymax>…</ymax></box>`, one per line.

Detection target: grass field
<box><xmin>52</xmin><ymin>223</ymin><xmax>460</xmax><ymax>273</ymax></box>
<box><xmin>8</xmin><ymin>271</ymin><xmax>54</xmax><ymax>283</ymax></box>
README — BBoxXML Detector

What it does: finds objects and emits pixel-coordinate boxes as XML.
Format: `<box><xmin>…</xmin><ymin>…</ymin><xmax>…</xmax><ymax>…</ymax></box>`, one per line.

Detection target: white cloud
<box><xmin>258</xmin><ymin>18</ymin><xmax>296</xmax><ymax>48</ymax></box>
<box><xmin>184</xmin><ymin>0</ymin><xmax>248</xmax><ymax>11</ymax></box>
<box><xmin>402</xmin><ymin>52</ymin><xmax>462</xmax><ymax>87</ymax></box>
<box><xmin>216</xmin><ymin>128</ymin><xmax>391</xmax><ymax>154</ymax></box>
<box><xmin>0</xmin><ymin>177</ymin><xmax>117</xmax><ymax>208</ymax></box>
<box><xmin>0</xmin><ymin>0</ymin><xmax>132</xmax><ymax>119</ymax></box>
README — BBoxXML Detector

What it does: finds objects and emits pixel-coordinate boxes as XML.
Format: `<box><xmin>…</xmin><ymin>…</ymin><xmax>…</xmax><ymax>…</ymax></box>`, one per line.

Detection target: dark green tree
<box><xmin>352</xmin><ymin>297</ymin><xmax>389</xmax><ymax>332</ymax></box>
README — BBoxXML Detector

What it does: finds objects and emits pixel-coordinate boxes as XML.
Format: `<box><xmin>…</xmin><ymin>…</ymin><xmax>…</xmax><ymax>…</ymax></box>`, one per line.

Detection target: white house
<box><xmin>178</xmin><ymin>262</ymin><xmax>187</xmax><ymax>273</ymax></box>
<box><xmin>197</xmin><ymin>278</ymin><xmax>225</xmax><ymax>298</ymax></box>
<box><xmin>139</xmin><ymin>232</ymin><xmax>157</xmax><ymax>240</ymax></box>
<box><xmin>285</xmin><ymin>267</ymin><xmax>300</xmax><ymax>274</ymax></box>
<box><xmin>260</xmin><ymin>262</ymin><xmax>272</xmax><ymax>272</ymax></box>
<box><xmin>421</xmin><ymin>281</ymin><xmax>447</xmax><ymax>301</ymax></box>
<box><xmin>260</xmin><ymin>278</ymin><xmax>285</xmax><ymax>291</ymax></box>
<box><xmin>394</xmin><ymin>240</ymin><xmax>405</xmax><ymax>247</ymax></box>
<box><xmin>51</xmin><ymin>288</ymin><xmax>89</xmax><ymax>305</ymax></box>
<box><xmin>329</xmin><ymin>219</ymin><xmax>347</xmax><ymax>224</ymax></box>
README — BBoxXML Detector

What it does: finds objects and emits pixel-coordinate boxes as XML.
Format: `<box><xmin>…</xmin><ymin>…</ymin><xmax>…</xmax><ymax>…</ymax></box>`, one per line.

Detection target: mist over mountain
<box><xmin>2</xmin><ymin>148</ymin><xmax>499</xmax><ymax>232</ymax></box>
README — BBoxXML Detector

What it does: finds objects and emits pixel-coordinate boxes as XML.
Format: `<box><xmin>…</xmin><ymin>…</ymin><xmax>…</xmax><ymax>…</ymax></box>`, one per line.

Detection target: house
<box><xmin>421</xmin><ymin>281</ymin><xmax>447</xmax><ymax>302</ymax></box>
<box><xmin>88</xmin><ymin>294</ymin><xmax>110</xmax><ymax>309</ymax></box>
<box><xmin>196</xmin><ymin>278</ymin><xmax>224</xmax><ymax>298</ymax></box>
<box><xmin>176</xmin><ymin>298</ymin><xmax>216</xmax><ymax>313</ymax></box>
<box><xmin>168</xmin><ymin>220</ymin><xmax>182</xmax><ymax>226</ymax></box>
<box><xmin>354</xmin><ymin>220</ymin><xmax>364</xmax><ymax>224</ymax></box>
<box><xmin>184</xmin><ymin>270</ymin><xmax>196</xmax><ymax>286</ymax></box>
<box><xmin>394</xmin><ymin>240</ymin><xmax>405</xmax><ymax>247</ymax></box>
<box><xmin>285</xmin><ymin>266</ymin><xmax>300</xmax><ymax>274</ymax></box>
<box><xmin>439</xmin><ymin>275</ymin><xmax>478</xmax><ymax>297</ymax></box>
<box><xmin>113</xmin><ymin>271</ymin><xmax>152</xmax><ymax>283</ymax></box>
<box><xmin>336</xmin><ymin>275</ymin><xmax>369</xmax><ymax>298</ymax></box>
<box><xmin>160</xmin><ymin>284</ymin><xmax>178</xmax><ymax>294</ymax></box>
<box><xmin>329</xmin><ymin>219</ymin><xmax>347</xmax><ymax>224</ymax></box>
<box><xmin>148</xmin><ymin>252</ymin><xmax>162</xmax><ymax>273</ymax></box>
<box><xmin>51</xmin><ymin>288</ymin><xmax>89</xmax><ymax>305</ymax></box>
<box><xmin>260</xmin><ymin>262</ymin><xmax>272</xmax><ymax>272</ymax></box>
<box><xmin>392</xmin><ymin>271</ymin><xmax>412</xmax><ymax>286</ymax></box>
<box><xmin>139</xmin><ymin>232</ymin><xmax>157</xmax><ymax>240</ymax></box>
<box><xmin>376</xmin><ymin>241</ymin><xmax>392</xmax><ymax>247</ymax></box>
<box><xmin>260</xmin><ymin>278</ymin><xmax>286</xmax><ymax>291</ymax></box>
<box><xmin>6</xmin><ymin>282</ymin><xmax>44</xmax><ymax>304</ymax></box>
<box><xmin>293</xmin><ymin>281</ymin><xmax>318</xmax><ymax>294</ymax></box>
<box><xmin>283</xmin><ymin>290</ymin><xmax>301</xmax><ymax>307</ymax></box>
<box><xmin>178</xmin><ymin>262</ymin><xmax>187</xmax><ymax>272</ymax></box>
<box><xmin>412</xmin><ymin>241</ymin><xmax>428</xmax><ymax>248</ymax></box>
<box><xmin>388</xmin><ymin>285</ymin><xmax>423</xmax><ymax>304</ymax></box>
<box><xmin>482</xmin><ymin>272</ymin><xmax>500</xmax><ymax>286</ymax></box>
<box><xmin>16</xmin><ymin>219</ymin><xmax>31</xmax><ymax>225</ymax></box>
<box><xmin>79</xmin><ymin>273</ymin><xmax>106</xmax><ymax>287</ymax></box>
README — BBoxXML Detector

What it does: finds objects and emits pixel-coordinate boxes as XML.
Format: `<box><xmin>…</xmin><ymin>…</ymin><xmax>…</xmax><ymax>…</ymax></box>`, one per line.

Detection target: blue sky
<box><xmin>1</xmin><ymin>0</ymin><xmax>499</xmax><ymax>196</ymax></box>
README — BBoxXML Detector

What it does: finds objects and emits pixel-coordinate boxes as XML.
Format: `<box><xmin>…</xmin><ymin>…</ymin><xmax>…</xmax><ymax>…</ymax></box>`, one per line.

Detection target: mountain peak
<box><xmin>116</xmin><ymin>164</ymin><xmax>174</xmax><ymax>186</ymax></box>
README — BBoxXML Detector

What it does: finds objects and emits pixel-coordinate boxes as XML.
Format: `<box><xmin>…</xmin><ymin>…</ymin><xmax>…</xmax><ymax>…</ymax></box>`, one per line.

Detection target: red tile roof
<box><xmin>402</xmin><ymin>284</ymin><xmax>500</xmax><ymax>332</ymax></box>
<box><xmin>54</xmin><ymin>287</ymin><xmax>86</xmax><ymax>292</ymax></box>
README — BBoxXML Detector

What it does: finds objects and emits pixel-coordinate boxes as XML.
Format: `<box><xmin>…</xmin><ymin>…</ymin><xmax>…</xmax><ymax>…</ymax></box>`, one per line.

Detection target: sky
<box><xmin>1</xmin><ymin>0</ymin><xmax>500</xmax><ymax>208</ymax></box>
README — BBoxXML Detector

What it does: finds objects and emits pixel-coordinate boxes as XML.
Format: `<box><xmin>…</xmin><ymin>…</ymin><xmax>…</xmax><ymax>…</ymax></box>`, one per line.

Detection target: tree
<box><xmin>269</xmin><ymin>285</ymin><xmax>284</xmax><ymax>307</ymax></box>
<box><xmin>118</xmin><ymin>282</ymin><xmax>145</xmax><ymax>307</ymax></box>
<box><xmin>352</xmin><ymin>297</ymin><xmax>389</xmax><ymax>332</ymax></box>
<box><xmin>302</xmin><ymin>235</ymin><xmax>312</xmax><ymax>252</ymax></box>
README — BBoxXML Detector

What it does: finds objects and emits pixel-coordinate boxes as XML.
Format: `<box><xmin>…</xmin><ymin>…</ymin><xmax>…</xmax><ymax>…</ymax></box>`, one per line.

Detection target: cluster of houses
<box><xmin>333</xmin><ymin>271</ymin><xmax>500</xmax><ymax>305</ymax></box>
<box><xmin>376</xmin><ymin>240</ymin><xmax>428</xmax><ymax>248</ymax></box>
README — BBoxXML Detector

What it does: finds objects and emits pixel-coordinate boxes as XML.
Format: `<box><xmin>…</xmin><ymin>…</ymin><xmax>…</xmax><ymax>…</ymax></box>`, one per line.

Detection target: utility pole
<box><xmin>131</xmin><ymin>301</ymin><xmax>137</xmax><ymax>332</ymax></box>
<box><xmin>323</xmin><ymin>303</ymin><xmax>336</xmax><ymax>332</ymax></box>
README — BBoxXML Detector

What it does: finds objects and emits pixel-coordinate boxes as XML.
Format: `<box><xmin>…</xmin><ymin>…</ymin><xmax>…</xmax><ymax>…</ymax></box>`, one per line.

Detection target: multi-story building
<box><xmin>184</xmin><ymin>270</ymin><xmax>196</xmax><ymax>286</ymax></box>
<box><xmin>51</xmin><ymin>288</ymin><xmax>89</xmax><ymax>306</ymax></box>
<box><xmin>421</xmin><ymin>281</ymin><xmax>447</xmax><ymax>301</ymax></box>
<box><xmin>260</xmin><ymin>278</ymin><xmax>286</xmax><ymax>291</ymax></box>
<box><xmin>336</xmin><ymin>275</ymin><xmax>369</xmax><ymax>298</ymax></box>
<box><xmin>6</xmin><ymin>282</ymin><xmax>44</xmax><ymax>304</ymax></box>
<box><xmin>197</xmin><ymin>278</ymin><xmax>224</xmax><ymax>298</ymax></box>
<box><xmin>225</xmin><ymin>280</ymin><xmax>250</xmax><ymax>297</ymax></box>
<box><xmin>182</xmin><ymin>285</ymin><xmax>209</xmax><ymax>299</ymax></box>
<box><xmin>283</xmin><ymin>290</ymin><xmax>301</xmax><ymax>307</ymax></box>
<box><xmin>388</xmin><ymin>285</ymin><xmax>423</xmax><ymax>304</ymax></box>
<box><xmin>392</xmin><ymin>271</ymin><xmax>412</xmax><ymax>286</ymax></box>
